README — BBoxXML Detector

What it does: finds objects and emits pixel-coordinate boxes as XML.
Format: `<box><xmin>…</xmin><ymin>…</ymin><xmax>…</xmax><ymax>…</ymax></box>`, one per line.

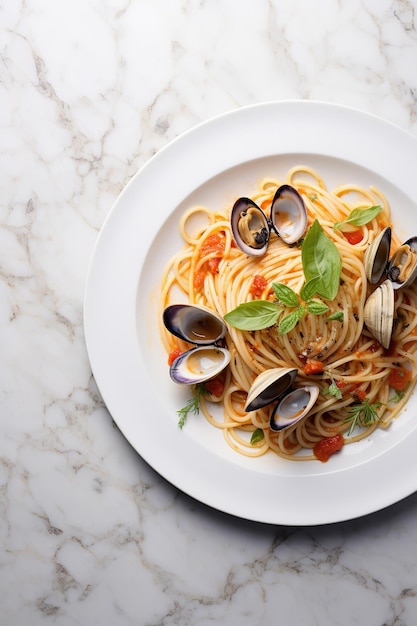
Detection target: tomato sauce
<box><xmin>250</xmin><ymin>274</ymin><xmax>268</xmax><ymax>298</ymax></box>
<box><xmin>343</xmin><ymin>229</ymin><xmax>363</xmax><ymax>245</ymax></box>
<box><xmin>313</xmin><ymin>433</ymin><xmax>344</xmax><ymax>462</ymax></box>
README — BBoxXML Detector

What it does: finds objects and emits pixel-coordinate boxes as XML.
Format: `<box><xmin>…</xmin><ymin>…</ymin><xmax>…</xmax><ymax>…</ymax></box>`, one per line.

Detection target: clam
<box><xmin>363</xmin><ymin>279</ymin><xmax>394</xmax><ymax>349</ymax></box>
<box><xmin>270</xmin><ymin>184</ymin><xmax>308</xmax><ymax>245</ymax></box>
<box><xmin>363</xmin><ymin>233</ymin><xmax>417</xmax><ymax>348</ymax></box>
<box><xmin>386</xmin><ymin>236</ymin><xmax>417</xmax><ymax>290</ymax></box>
<box><xmin>163</xmin><ymin>304</ymin><xmax>227</xmax><ymax>345</ymax></box>
<box><xmin>244</xmin><ymin>367</ymin><xmax>319</xmax><ymax>432</ymax></box>
<box><xmin>270</xmin><ymin>385</ymin><xmax>320</xmax><ymax>432</ymax></box>
<box><xmin>169</xmin><ymin>346</ymin><xmax>230</xmax><ymax>385</ymax></box>
<box><xmin>230</xmin><ymin>185</ymin><xmax>308</xmax><ymax>256</ymax></box>
<box><xmin>163</xmin><ymin>304</ymin><xmax>230</xmax><ymax>384</ymax></box>
<box><xmin>364</xmin><ymin>230</ymin><xmax>417</xmax><ymax>290</ymax></box>
<box><xmin>364</xmin><ymin>227</ymin><xmax>391</xmax><ymax>284</ymax></box>
<box><xmin>230</xmin><ymin>197</ymin><xmax>270</xmax><ymax>257</ymax></box>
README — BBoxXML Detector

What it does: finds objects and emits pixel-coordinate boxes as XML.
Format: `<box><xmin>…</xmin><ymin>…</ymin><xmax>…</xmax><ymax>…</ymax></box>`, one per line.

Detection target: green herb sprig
<box><xmin>177</xmin><ymin>382</ymin><xmax>208</xmax><ymax>428</ymax></box>
<box><xmin>344</xmin><ymin>398</ymin><xmax>382</xmax><ymax>436</ymax></box>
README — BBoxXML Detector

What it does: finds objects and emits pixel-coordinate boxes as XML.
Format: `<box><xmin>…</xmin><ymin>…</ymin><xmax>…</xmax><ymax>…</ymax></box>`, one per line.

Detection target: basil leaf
<box><xmin>272</xmin><ymin>282</ymin><xmax>299</xmax><ymax>307</ymax></box>
<box><xmin>328</xmin><ymin>311</ymin><xmax>344</xmax><ymax>322</ymax></box>
<box><xmin>279</xmin><ymin>306</ymin><xmax>305</xmax><ymax>335</ymax></box>
<box><xmin>224</xmin><ymin>301</ymin><xmax>281</xmax><ymax>330</ymax></box>
<box><xmin>300</xmin><ymin>277</ymin><xmax>321</xmax><ymax>301</ymax></box>
<box><xmin>334</xmin><ymin>205</ymin><xmax>382</xmax><ymax>230</ymax></box>
<box><xmin>306</xmin><ymin>300</ymin><xmax>329</xmax><ymax>315</ymax></box>
<box><xmin>250</xmin><ymin>428</ymin><xmax>265</xmax><ymax>444</ymax></box>
<box><xmin>301</xmin><ymin>220</ymin><xmax>342</xmax><ymax>301</ymax></box>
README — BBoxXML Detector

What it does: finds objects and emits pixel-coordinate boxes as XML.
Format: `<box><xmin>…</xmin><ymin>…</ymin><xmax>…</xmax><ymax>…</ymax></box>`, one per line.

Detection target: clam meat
<box><xmin>230</xmin><ymin>197</ymin><xmax>270</xmax><ymax>257</ymax></box>
<box><xmin>364</xmin><ymin>230</ymin><xmax>417</xmax><ymax>290</ymax></box>
<box><xmin>387</xmin><ymin>236</ymin><xmax>417</xmax><ymax>289</ymax></box>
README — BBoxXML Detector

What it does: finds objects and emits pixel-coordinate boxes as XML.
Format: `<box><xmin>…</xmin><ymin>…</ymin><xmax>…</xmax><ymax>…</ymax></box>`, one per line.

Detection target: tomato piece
<box><xmin>168</xmin><ymin>348</ymin><xmax>182</xmax><ymax>366</ymax></box>
<box><xmin>336</xmin><ymin>380</ymin><xmax>348</xmax><ymax>389</ymax></box>
<box><xmin>352</xmin><ymin>388</ymin><xmax>367</xmax><ymax>402</ymax></box>
<box><xmin>313</xmin><ymin>433</ymin><xmax>344</xmax><ymax>462</ymax></box>
<box><xmin>207</xmin><ymin>257</ymin><xmax>221</xmax><ymax>274</ymax></box>
<box><xmin>200</xmin><ymin>233</ymin><xmax>225</xmax><ymax>256</ymax></box>
<box><xmin>194</xmin><ymin>270</ymin><xmax>206</xmax><ymax>289</ymax></box>
<box><xmin>388</xmin><ymin>367</ymin><xmax>412</xmax><ymax>391</ymax></box>
<box><xmin>343</xmin><ymin>229</ymin><xmax>363</xmax><ymax>245</ymax></box>
<box><xmin>368</xmin><ymin>342</ymin><xmax>381</xmax><ymax>353</ymax></box>
<box><xmin>205</xmin><ymin>377</ymin><xmax>224</xmax><ymax>398</ymax></box>
<box><xmin>250</xmin><ymin>274</ymin><xmax>268</xmax><ymax>298</ymax></box>
<box><xmin>303</xmin><ymin>359</ymin><xmax>324</xmax><ymax>375</ymax></box>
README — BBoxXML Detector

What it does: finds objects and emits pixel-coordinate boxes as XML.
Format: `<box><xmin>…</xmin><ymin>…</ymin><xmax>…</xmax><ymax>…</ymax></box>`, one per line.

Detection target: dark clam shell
<box><xmin>163</xmin><ymin>304</ymin><xmax>227</xmax><ymax>345</ymax></box>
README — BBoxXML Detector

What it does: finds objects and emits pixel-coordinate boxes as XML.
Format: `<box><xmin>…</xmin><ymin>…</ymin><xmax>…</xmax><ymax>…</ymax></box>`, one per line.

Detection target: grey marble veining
<box><xmin>2</xmin><ymin>0</ymin><xmax>417</xmax><ymax>624</ymax></box>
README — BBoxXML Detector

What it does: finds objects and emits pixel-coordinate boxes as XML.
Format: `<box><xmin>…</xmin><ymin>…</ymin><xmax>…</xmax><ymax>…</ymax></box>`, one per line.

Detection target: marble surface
<box><xmin>2</xmin><ymin>0</ymin><xmax>417</xmax><ymax>624</ymax></box>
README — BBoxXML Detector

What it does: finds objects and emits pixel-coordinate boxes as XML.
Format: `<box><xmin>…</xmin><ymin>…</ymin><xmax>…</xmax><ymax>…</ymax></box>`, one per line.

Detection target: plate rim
<box><xmin>84</xmin><ymin>100</ymin><xmax>417</xmax><ymax>525</ymax></box>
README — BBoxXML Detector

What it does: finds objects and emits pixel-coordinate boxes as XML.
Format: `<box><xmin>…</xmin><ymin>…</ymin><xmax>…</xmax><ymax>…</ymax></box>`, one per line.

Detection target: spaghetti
<box><xmin>159</xmin><ymin>165</ymin><xmax>417</xmax><ymax>461</ymax></box>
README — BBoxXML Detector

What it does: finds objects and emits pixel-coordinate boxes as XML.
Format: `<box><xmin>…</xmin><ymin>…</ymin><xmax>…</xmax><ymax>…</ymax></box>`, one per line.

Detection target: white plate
<box><xmin>84</xmin><ymin>101</ymin><xmax>417</xmax><ymax>525</ymax></box>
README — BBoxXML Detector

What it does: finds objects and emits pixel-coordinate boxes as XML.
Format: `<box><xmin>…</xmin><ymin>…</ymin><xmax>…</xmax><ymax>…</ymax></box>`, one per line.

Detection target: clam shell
<box><xmin>363</xmin><ymin>279</ymin><xmax>394</xmax><ymax>349</ymax></box>
<box><xmin>163</xmin><ymin>304</ymin><xmax>227</xmax><ymax>345</ymax></box>
<box><xmin>230</xmin><ymin>197</ymin><xmax>270</xmax><ymax>256</ymax></box>
<box><xmin>245</xmin><ymin>367</ymin><xmax>297</xmax><ymax>412</ymax></box>
<box><xmin>270</xmin><ymin>384</ymin><xmax>319</xmax><ymax>431</ymax></box>
<box><xmin>364</xmin><ymin>226</ymin><xmax>391</xmax><ymax>284</ymax></box>
<box><xmin>387</xmin><ymin>236</ymin><xmax>417</xmax><ymax>290</ymax></box>
<box><xmin>270</xmin><ymin>184</ymin><xmax>308</xmax><ymax>245</ymax></box>
<box><xmin>169</xmin><ymin>346</ymin><xmax>230</xmax><ymax>385</ymax></box>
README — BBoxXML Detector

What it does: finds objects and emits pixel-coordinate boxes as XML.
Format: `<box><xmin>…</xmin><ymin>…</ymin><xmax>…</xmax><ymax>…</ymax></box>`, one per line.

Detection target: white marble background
<box><xmin>2</xmin><ymin>0</ymin><xmax>417</xmax><ymax>624</ymax></box>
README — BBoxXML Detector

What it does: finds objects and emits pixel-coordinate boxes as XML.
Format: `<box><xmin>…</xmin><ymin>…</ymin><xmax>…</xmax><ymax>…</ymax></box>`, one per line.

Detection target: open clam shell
<box><xmin>270</xmin><ymin>384</ymin><xmax>320</xmax><ymax>432</ymax></box>
<box><xmin>163</xmin><ymin>304</ymin><xmax>227</xmax><ymax>345</ymax></box>
<box><xmin>387</xmin><ymin>236</ymin><xmax>417</xmax><ymax>290</ymax></box>
<box><xmin>230</xmin><ymin>185</ymin><xmax>308</xmax><ymax>256</ymax></box>
<box><xmin>364</xmin><ymin>226</ymin><xmax>391</xmax><ymax>284</ymax></box>
<box><xmin>270</xmin><ymin>184</ymin><xmax>308</xmax><ymax>245</ymax></box>
<box><xmin>169</xmin><ymin>346</ymin><xmax>230</xmax><ymax>385</ymax></box>
<box><xmin>245</xmin><ymin>367</ymin><xmax>297</xmax><ymax>412</ymax></box>
<box><xmin>230</xmin><ymin>197</ymin><xmax>270</xmax><ymax>257</ymax></box>
<box><xmin>363</xmin><ymin>279</ymin><xmax>394</xmax><ymax>349</ymax></box>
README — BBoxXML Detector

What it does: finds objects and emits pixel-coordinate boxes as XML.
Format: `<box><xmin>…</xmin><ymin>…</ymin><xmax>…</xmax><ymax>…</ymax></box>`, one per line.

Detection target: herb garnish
<box><xmin>388</xmin><ymin>389</ymin><xmax>406</xmax><ymax>404</ymax></box>
<box><xmin>334</xmin><ymin>205</ymin><xmax>382</xmax><ymax>231</ymax></box>
<box><xmin>224</xmin><ymin>282</ymin><xmax>329</xmax><ymax>335</ymax></box>
<box><xmin>344</xmin><ymin>398</ymin><xmax>382</xmax><ymax>436</ymax></box>
<box><xmin>328</xmin><ymin>311</ymin><xmax>344</xmax><ymax>322</ymax></box>
<box><xmin>225</xmin><ymin>220</ymin><xmax>342</xmax><ymax>335</ymax></box>
<box><xmin>250</xmin><ymin>428</ymin><xmax>265</xmax><ymax>445</ymax></box>
<box><xmin>302</xmin><ymin>219</ymin><xmax>342</xmax><ymax>300</ymax></box>
<box><xmin>177</xmin><ymin>382</ymin><xmax>208</xmax><ymax>428</ymax></box>
<box><xmin>323</xmin><ymin>379</ymin><xmax>343</xmax><ymax>400</ymax></box>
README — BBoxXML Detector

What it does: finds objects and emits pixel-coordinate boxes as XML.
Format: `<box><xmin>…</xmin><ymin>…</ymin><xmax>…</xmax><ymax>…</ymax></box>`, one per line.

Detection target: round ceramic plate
<box><xmin>84</xmin><ymin>101</ymin><xmax>417</xmax><ymax>525</ymax></box>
